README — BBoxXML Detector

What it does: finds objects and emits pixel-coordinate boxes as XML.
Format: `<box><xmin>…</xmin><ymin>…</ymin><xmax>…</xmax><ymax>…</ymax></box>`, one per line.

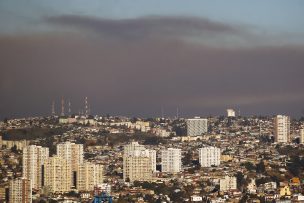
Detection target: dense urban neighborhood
<box><xmin>0</xmin><ymin>110</ymin><xmax>304</xmax><ymax>202</ymax></box>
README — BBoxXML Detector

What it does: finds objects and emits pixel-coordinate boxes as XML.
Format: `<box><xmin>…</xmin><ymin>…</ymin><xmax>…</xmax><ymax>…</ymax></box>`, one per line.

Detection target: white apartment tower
<box><xmin>22</xmin><ymin>145</ymin><xmax>49</xmax><ymax>190</ymax></box>
<box><xmin>186</xmin><ymin>118</ymin><xmax>208</xmax><ymax>136</ymax></box>
<box><xmin>44</xmin><ymin>156</ymin><xmax>71</xmax><ymax>193</ymax></box>
<box><xmin>77</xmin><ymin>162</ymin><xmax>103</xmax><ymax>191</ymax></box>
<box><xmin>123</xmin><ymin>142</ymin><xmax>154</xmax><ymax>182</ymax></box>
<box><xmin>227</xmin><ymin>109</ymin><xmax>236</xmax><ymax>117</ymax></box>
<box><xmin>199</xmin><ymin>146</ymin><xmax>220</xmax><ymax>167</ymax></box>
<box><xmin>124</xmin><ymin>142</ymin><xmax>156</xmax><ymax>172</ymax></box>
<box><xmin>9</xmin><ymin>178</ymin><xmax>32</xmax><ymax>203</ymax></box>
<box><xmin>300</xmin><ymin>128</ymin><xmax>304</xmax><ymax>144</ymax></box>
<box><xmin>161</xmin><ymin>148</ymin><xmax>182</xmax><ymax>173</ymax></box>
<box><xmin>220</xmin><ymin>176</ymin><xmax>237</xmax><ymax>191</ymax></box>
<box><xmin>57</xmin><ymin>142</ymin><xmax>84</xmax><ymax>187</ymax></box>
<box><xmin>274</xmin><ymin>115</ymin><xmax>290</xmax><ymax>143</ymax></box>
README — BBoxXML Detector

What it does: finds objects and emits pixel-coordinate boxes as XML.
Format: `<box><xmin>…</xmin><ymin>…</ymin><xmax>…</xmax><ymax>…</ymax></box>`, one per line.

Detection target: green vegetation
<box><xmin>2</xmin><ymin>127</ymin><xmax>67</xmax><ymax>140</ymax></box>
<box><xmin>95</xmin><ymin>132</ymin><xmax>168</xmax><ymax>146</ymax></box>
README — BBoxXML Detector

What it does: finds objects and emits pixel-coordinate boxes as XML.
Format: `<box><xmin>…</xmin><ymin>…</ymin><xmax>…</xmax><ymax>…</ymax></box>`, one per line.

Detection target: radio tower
<box><xmin>51</xmin><ymin>101</ymin><xmax>56</xmax><ymax>116</ymax></box>
<box><xmin>85</xmin><ymin>97</ymin><xmax>88</xmax><ymax>117</ymax></box>
<box><xmin>68</xmin><ymin>100</ymin><xmax>71</xmax><ymax>115</ymax></box>
<box><xmin>61</xmin><ymin>97</ymin><xmax>65</xmax><ymax>116</ymax></box>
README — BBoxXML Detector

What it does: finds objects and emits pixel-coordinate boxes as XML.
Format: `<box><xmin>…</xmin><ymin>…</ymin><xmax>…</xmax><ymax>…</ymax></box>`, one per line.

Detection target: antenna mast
<box><xmin>68</xmin><ymin>100</ymin><xmax>71</xmax><ymax>115</ymax></box>
<box><xmin>85</xmin><ymin>97</ymin><xmax>88</xmax><ymax>117</ymax></box>
<box><xmin>51</xmin><ymin>101</ymin><xmax>56</xmax><ymax>116</ymax></box>
<box><xmin>61</xmin><ymin>97</ymin><xmax>65</xmax><ymax>116</ymax></box>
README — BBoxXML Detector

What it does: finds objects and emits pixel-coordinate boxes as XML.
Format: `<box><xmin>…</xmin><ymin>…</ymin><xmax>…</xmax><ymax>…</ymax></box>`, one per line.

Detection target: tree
<box><xmin>182</xmin><ymin>151</ymin><xmax>192</xmax><ymax>166</ymax></box>
<box><xmin>243</xmin><ymin>162</ymin><xmax>256</xmax><ymax>171</ymax></box>
<box><xmin>11</xmin><ymin>145</ymin><xmax>18</xmax><ymax>153</ymax></box>
<box><xmin>236</xmin><ymin>172</ymin><xmax>246</xmax><ymax>191</ymax></box>
<box><xmin>256</xmin><ymin>161</ymin><xmax>266</xmax><ymax>174</ymax></box>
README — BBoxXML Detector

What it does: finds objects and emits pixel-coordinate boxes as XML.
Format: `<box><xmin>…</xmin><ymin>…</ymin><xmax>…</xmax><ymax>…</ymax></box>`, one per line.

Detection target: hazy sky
<box><xmin>0</xmin><ymin>0</ymin><xmax>304</xmax><ymax>119</ymax></box>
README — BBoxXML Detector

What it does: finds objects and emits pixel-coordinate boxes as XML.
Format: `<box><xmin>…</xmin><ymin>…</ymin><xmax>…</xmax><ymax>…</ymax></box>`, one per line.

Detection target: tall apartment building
<box><xmin>220</xmin><ymin>176</ymin><xmax>237</xmax><ymax>191</ymax></box>
<box><xmin>9</xmin><ymin>178</ymin><xmax>32</xmax><ymax>203</ymax></box>
<box><xmin>44</xmin><ymin>156</ymin><xmax>71</xmax><ymax>193</ymax></box>
<box><xmin>199</xmin><ymin>146</ymin><xmax>220</xmax><ymax>167</ymax></box>
<box><xmin>22</xmin><ymin>145</ymin><xmax>49</xmax><ymax>189</ymax></box>
<box><xmin>300</xmin><ymin>128</ymin><xmax>304</xmax><ymax>144</ymax></box>
<box><xmin>161</xmin><ymin>148</ymin><xmax>182</xmax><ymax>173</ymax></box>
<box><xmin>77</xmin><ymin>162</ymin><xmax>103</xmax><ymax>191</ymax></box>
<box><xmin>124</xmin><ymin>142</ymin><xmax>156</xmax><ymax>172</ymax></box>
<box><xmin>274</xmin><ymin>115</ymin><xmax>290</xmax><ymax>143</ymax></box>
<box><xmin>57</xmin><ymin>142</ymin><xmax>83</xmax><ymax>187</ymax></box>
<box><xmin>123</xmin><ymin>142</ymin><xmax>154</xmax><ymax>182</ymax></box>
<box><xmin>227</xmin><ymin>109</ymin><xmax>236</xmax><ymax>117</ymax></box>
<box><xmin>186</xmin><ymin>118</ymin><xmax>208</xmax><ymax>136</ymax></box>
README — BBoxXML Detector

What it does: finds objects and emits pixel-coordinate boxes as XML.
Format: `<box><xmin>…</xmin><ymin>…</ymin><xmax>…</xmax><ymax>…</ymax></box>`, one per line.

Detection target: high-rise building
<box><xmin>9</xmin><ymin>178</ymin><xmax>32</xmax><ymax>203</ymax></box>
<box><xmin>124</xmin><ymin>141</ymin><xmax>146</xmax><ymax>155</ymax></box>
<box><xmin>57</xmin><ymin>142</ymin><xmax>83</xmax><ymax>187</ymax></box>
<box><xmin>77</xmin><ymin>162</ymin><xmax>103</xmax><ymax>191</ymax></box>
<box><xmin>186</xmin><ymin>118</ymin><xmax>208</xmax><ymax>136</ymax></box>
<box><xmin>123</xmin><ymin>142</ymin><xmax>154</xmax><ymax>182</ymax></box>
<box><xmin>22</xmin><ymin>145</ymin><xmax>49</xmax><ymax>189</ymax></box>
<box><xmin>274</xmin><ymin>115</ymin><xmax>290</xmax><ymax>143</ymax></box>
<box><xmin>226</xmin><ymin>109</ymin><xmax>236</xmax><ymax>117</ymax></box>
<box><xmin>161</xmin><ymin>148</ymin><xmax>182</xmax><ymax>173</ymax></box>
<box><xmin>220</xmin><ymin>176</ymin><xmax>237</xmax><ymax>191</ymax></box>
<box><xmin>123</xmin><ymin>142</ymin><xmax>156</xmax><ymax>172</ymax></box>
<box><xmin>44</xmin><ymin>156</ymin><xmax>71</xmax><ymax>193</ymax></box>
<box><xmin>300</xmin><ymin>128</ymin><xmax>304</xmax><ymax>144</ymax></box>
<box><xmin>199</xmin><ymin>146</ymin><xmax>220</xmax><ymax>167</ymax></box>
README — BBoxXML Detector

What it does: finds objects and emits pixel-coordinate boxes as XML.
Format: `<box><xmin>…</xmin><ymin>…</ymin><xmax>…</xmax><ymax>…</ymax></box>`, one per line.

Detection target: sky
<box><xmin>0</xmin><ymin>0</ymin><xmax>304</xmax><ymax>119</ymax></box>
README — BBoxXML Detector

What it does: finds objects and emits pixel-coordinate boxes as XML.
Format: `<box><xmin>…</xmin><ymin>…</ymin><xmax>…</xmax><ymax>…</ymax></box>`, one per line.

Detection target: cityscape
<box><xmin>1</xmin><ymin>0</ymin><xmax>304</xmax><ymax>203</ymax></box>
<box><xmin>0</xmin><ymin>108</ymin><xmax>304</xmax><ymax>202</ymax></box>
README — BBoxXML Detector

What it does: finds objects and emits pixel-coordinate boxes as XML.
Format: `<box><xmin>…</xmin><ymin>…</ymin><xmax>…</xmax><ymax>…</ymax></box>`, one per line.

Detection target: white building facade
<box><xmin>44</xmin><ymin>156</ymin><xmax>72</xmax><ymax>193</ymax></box>
<box><xmin>123</xmin><ymin>142</ymin><xmax>154</xmax><ymax>182</ymax></box>
<box><xmin>77</xmin><ymin>162</ymin><xmax>103</xmax><ymax>191</ymax></box>
<box><xmin>199</xmin><ymin>146</ymin><xmax>220</xmax><ymax>167</ymax></box>
<box><xmin>220</xmin><ymin>176</ymin><xmax>237</xmax><ymax>191</ymax></box>
<box><xmin>161</xmin><ymin>148</ymin><xmax>182</xmax><ymax>173</ymax></box>
<box><xmin>186</xmin><ymin>118</ymin><xmax>208</xmax><ymax>136</ymax></box>
<box><xmin>22</xmin><ymin>145</ymin><xmax>49</xmax><ymax>190</ymax></box>
<box><xmin>9</xmin><ymin>178</ymin><xmax>32</xmax><ymax>203</ymax></box>
<box><xmin>274</xmin><ymin>115</ymin><xmax>290</xmax><ymax>143</ymax></box>
<box><xmin>300</xmin><ymin>128</ymin><xmax>304</xmax><ymax>144</ymax></box>
<box><xmin>57</xmin><ymin>142</ymin><xmax>84</xmax><ymax>187</ymax></box>
<box><xmin>226</xmin><ymin>109</ymin><xmax>236</xmax><ymax>117</ymax></box>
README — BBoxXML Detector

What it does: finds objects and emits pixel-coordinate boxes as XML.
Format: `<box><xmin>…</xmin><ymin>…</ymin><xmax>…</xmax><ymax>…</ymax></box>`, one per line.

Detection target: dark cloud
<box><xmin>45</xmin><ymin>15</ymin><xmax>242</xmax><ymax>40</ymax></box>
<box><xmin>0</xmin><ymin>32</ymin><xmax>304</xmax><ymax>119</ymax></box>
<box><xmin>0</xmin><ymin>15</ymin><xmax>304</xmax><ymax>119</ymax></box>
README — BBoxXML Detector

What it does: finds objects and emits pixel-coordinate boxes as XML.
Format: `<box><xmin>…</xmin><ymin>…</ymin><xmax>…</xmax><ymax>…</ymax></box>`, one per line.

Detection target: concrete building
<box><xmin>2</xmin><ymin>139</ymin><xmax>29</xmax><ymax>150</ymax></box>
<box><xmin>123</xmin><ymin>142</ymin><xmax>153</xmax><ymax>182</ymax></box>
<box><xmin>220</xmin><ymin>176</ymin><xmax>237</xmax><ymax>191</ymax></box>
<box><xmin>77</xmin><ymin>162</ymin><xmax>103</xmax><ymax>191</ymax></box>
<box><xmin>9</xmin><ymin>178</ymin><xmax>32</xmax><ymax>203</ymax></box>
<box><xmin>186</xmin><ymin>117</ymin><xmax>208</xmax><ymax>136</ymax></box>
<box><xmin>199</xmin><ymin>146</ymin><xmax>220</xmax><ymax>167</ymax></box>
<box><xmin>227</xmin><ymin>109</ymin><xmax>236</xmax><ymax>117</ymax></box>
<box><xmin>44</xmin><ymin>156</ymin><xmax>71</xmax><ymax>193</ymax></box>
<box><xmin>124</xmin><ymin>142</ymin><xmax>156</xmax><ymax>172</ymax></box>
<box><xmin>57</xmin><ymin>142</ymin><xmax>83</xmax><ymax>187</ymax></box>
<box><xmin>300</xmin><ymin>128</ymin><xmax>304</xmax><ymax>144</ymax></box>
<box><xmin>22</xmin><ymin>145</ymin><xmax>49</xmax><ymax>190</ymax></box>
<box><xmin>274</xmin><ymin>115</ymin><xmax>290</xmax><ymax>143</ymax></box>
<box><xmin>161</xmin><ymin>148</ymin><xmax>182</xmax><ymax>173</ymax></box>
